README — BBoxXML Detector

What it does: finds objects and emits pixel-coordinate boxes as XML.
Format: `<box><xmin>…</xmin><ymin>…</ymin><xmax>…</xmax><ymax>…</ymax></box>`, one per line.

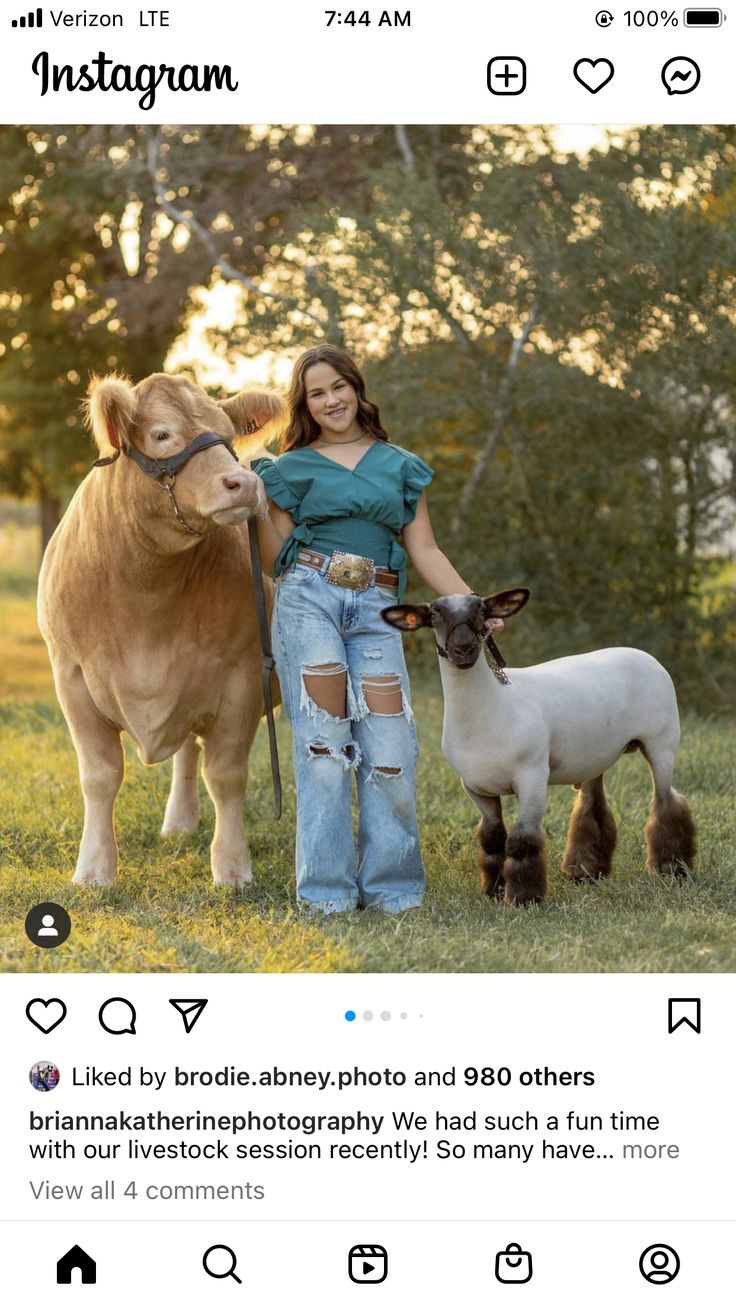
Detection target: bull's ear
<box><xmin>85</xmin><ymin>374</ymin><xmax>137</xmax><ymax>459</ymax></box>
<box><xmin>481</xmin><ymin>587</ymin><xmax>531</xmax><ymax>620</ymax></box>
<box><xmin>219</xmin><ymin>389</ymin><xmax>289</xmax><ymax>456</ymax></box>
<box><xmin>381</xmin><ymin>603</ymin><xmax>433</xmax><ymax>631</ymax></box>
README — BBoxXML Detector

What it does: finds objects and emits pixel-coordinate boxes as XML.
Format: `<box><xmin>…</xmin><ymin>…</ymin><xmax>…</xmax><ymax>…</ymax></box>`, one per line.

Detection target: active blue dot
<box><xmin>345</xmin><ymin>1010</ymin><xmax>356</xmax><ymax>1021</ymax></box>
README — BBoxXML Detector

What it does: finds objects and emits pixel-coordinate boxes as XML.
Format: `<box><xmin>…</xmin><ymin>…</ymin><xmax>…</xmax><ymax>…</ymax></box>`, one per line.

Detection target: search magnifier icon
<box><xmin>203</xmin><ymin>1245</ymin><xmax>242</xmax><ymax>1284</ymax></box>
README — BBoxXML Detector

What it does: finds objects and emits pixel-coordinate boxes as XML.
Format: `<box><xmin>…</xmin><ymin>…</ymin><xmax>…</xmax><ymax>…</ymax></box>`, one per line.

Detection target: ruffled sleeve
<box><xmin>251</xmin><ymin>456</ymin><xmax>301</xmax><ymax>517</ymax></box>
<box><xmin>402</xmin><ymin>451</ymin><xmax>434</xmax><ymax>525</ymax></box>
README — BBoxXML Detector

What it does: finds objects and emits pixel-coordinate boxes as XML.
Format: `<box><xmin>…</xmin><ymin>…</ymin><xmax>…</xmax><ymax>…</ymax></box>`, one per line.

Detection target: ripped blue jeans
<box><xmin>272</xmin><ymin>560</ymin><xmax>425</xmax><ymax>913</ymax></box>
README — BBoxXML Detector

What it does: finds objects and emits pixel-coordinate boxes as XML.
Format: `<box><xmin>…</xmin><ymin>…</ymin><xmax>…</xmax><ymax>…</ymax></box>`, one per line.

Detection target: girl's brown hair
<box><xmin>281</xmin><ymin>344</ymin><xmax>390</xmax><ymax>452</ymax></box>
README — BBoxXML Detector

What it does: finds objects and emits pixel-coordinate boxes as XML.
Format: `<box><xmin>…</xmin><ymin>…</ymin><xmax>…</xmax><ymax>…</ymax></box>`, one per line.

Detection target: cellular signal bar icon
<box><xmin>12</xmin><ymin>7</ymin><xmax>43</xmax><ymax>25</ymax></box>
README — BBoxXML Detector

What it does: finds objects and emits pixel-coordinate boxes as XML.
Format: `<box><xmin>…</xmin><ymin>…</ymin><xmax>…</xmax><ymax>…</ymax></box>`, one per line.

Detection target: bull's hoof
<box><xmin>72</xmin><ymin>866</ymin><xmax>116</xmax><ymax>887</ymax></box>
<box><xmin>212</xmin><ymin>865</ymin><xmax>254</xmax><ymax>888</ymax></box>
<box><xmin>161</xmin><ymin>816</ymin><xmax>200</xmax><ymax>837</ymax></box>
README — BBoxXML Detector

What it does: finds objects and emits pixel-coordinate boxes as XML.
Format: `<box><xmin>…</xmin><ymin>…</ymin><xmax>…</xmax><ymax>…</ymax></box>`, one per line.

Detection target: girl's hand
<box><xmin>249</xmin><ymin>472</ymin><xmax>269</xmax><ymax>519</ymax></box>
<box><xmin>483</xmin><ymin>618</ymin><xmax>505</xmax><ymax>636</ymax></box>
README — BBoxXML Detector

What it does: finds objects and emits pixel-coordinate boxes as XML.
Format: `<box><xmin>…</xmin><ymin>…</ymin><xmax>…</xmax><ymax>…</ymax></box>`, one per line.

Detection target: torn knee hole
<box><xmin>367</xmin><ymin>763</ymin><xmax>405</xmax><ymax>782</ymax></box>
<box><xmin>361</xmin><ymin>673</ymin><xmax>403</xmax><ymax>715</ymax></box>
<box><xmin>308</xmin><ymin>742</ymin><xmax>356</xmax><ymax>759</ymax></box>
<box><xmin>307</xmin><ymin>739</ymin><xmax>361</xmax><ymax>771</ymax></box>
<box><xmin>301</xmin><ymin>662</ymin><xmax>348</xmax><ymax>719</ymax></box>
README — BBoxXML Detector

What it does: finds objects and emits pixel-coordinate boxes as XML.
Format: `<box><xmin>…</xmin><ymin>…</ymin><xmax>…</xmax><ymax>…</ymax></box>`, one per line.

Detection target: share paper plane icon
<box><xmin>169</xmin><ymin>998</ymin><xmax>208</xmax><ymax>1033</ymax></box>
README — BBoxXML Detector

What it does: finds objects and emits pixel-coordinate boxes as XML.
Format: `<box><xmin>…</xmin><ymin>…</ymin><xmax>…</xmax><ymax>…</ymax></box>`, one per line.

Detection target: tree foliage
<box><xmin>0</xmin><ymin>123</ymin><xmax>734</xmax><ymax>702</ymax></box>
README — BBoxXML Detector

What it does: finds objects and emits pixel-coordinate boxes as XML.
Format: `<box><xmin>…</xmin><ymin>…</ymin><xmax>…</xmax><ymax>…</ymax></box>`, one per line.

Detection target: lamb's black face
<box><xmin>430</xmin><ymin>596</ymin><xmax>487</xmax><ymax>669</ymax></box>
<box><xmin>380</xmin><ymin>587</ymin><xmax>531</xmax><ymax>668</ymax></box>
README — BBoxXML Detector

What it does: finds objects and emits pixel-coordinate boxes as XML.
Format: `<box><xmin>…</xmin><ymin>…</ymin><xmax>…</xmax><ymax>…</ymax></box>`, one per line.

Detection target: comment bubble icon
<box><xmin>99</xmin><ymin>997</ymin><xmax>137</xmax><ymax>1035</ymax></box>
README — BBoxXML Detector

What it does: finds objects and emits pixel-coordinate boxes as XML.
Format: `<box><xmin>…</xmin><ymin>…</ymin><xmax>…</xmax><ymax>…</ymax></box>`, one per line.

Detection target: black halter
<box><xmin>435</xmin><ymin>616</ymin><xmax>510</xmax><ymax>684</ymax></box>
<box><xmin>93</xmin><ymin>431</ymin><xmax>239</xmax><ymax>536</ymax></box>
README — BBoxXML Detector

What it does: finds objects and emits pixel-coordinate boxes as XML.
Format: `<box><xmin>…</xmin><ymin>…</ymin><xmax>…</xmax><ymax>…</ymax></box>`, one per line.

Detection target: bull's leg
<box><xmin>161</xmin><ymin>735</ymin><xmax>202</xmax><ymax>836</ymax></box>
<box><xmin>202</xmin><ymin>684</ymin><xmax>260</xmax><ymax>886</ymax></box>
<box><xmin>461</xmin><ymin>783</ymin><xmax>506</xmax><ymax>897</ymax></box>
<box><xmin>562</xmin><ymin>774</ymin><xmax>617</xmax><ymax>881</ymax></box>
<box><xmin>502</xmin><ymin>770</ymin><xmax>548</xmax><ymax>907</ymax></box>
<box><xmin>54</xmin><ymin>663</ymin><xmax>124</xmax><ymax>886</ymax></box>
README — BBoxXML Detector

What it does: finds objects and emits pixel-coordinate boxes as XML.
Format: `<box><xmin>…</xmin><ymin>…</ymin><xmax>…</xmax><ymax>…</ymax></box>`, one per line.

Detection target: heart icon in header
<box><xmin>574</xmin><ymin>58</ymin><xmax>615</xmax><ymax>94</ymax></box>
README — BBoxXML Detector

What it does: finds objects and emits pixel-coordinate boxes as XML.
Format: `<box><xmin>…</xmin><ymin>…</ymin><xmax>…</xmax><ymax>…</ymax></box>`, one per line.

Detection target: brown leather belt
<box><xmin>297</xmin><ymin>548</ymin><xmax>398</xmax><ymax>591</ymax></box>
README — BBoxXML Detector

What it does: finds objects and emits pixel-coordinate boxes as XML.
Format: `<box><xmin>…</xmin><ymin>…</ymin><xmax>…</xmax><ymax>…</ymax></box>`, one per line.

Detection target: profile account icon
<box><xmin>639</xmin><ymin>1244</ymin><xmax>680</xmax><ymax>1284</ymax></box>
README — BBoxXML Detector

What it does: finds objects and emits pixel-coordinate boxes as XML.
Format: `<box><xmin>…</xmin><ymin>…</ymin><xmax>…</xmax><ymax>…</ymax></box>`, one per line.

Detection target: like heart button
<box><xmin>26</xmin><ymin>998</ymin><xmax>67</xmax><ymax>1034</ymax></box>
<box><xmin>574</xmin><ymin>58</ymin><xmax>615</xmax><ymax>94</ymax></box>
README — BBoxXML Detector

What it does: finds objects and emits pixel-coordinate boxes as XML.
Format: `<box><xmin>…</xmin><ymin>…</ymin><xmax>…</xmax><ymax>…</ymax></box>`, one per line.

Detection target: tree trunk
<box><xmin>40</xmin><ymin>488</ymin><xmax>61</xmax><ymax>557</ymax></box>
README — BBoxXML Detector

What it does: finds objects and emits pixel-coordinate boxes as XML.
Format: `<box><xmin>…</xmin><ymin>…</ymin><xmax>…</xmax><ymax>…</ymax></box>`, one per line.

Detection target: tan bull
<box><xmin>37</xmin><ymin>372</ymin><xmax>285</xmax><ymax>887</ymax></box>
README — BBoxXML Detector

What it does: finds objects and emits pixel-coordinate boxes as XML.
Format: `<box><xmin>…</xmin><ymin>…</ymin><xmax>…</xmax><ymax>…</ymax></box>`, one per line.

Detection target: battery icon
<box><xmin>684</xmin><ymin>7</ymin><xmax>724</xmax><ymax>22</ymax></box>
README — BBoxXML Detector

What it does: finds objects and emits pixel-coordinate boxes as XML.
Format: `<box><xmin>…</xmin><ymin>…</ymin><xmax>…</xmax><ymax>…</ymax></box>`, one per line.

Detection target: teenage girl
<box><xmin>250</xmin><ymin>344</ymin><xmax>499</xmax><ymax>913</ymax></box>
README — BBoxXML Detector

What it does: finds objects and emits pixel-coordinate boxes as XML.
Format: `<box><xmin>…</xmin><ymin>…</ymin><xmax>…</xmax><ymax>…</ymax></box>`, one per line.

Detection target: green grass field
<box><xmin>1</xmin><ymin>520</ymin><xmax>735</xmax><ymax>974</ymax></box>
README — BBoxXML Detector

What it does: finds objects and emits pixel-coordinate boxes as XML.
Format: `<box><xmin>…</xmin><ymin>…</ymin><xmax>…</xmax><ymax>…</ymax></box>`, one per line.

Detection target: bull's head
<box><xmin>86</xmin><ymin>372</ymin><xmax>287</xmax><ymax>534</ymax></box>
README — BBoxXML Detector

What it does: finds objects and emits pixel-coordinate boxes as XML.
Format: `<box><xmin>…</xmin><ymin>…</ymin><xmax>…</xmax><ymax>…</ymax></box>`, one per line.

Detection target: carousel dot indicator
<box><xmin>381</xmin><ymin>1011</ymin><xmax>391</xmax><ymax>1021</ymax></box>
<box><xmin>363</xmin><ymin>1010</ymin><xmax>374</xmax><ymax>1021</ymax></box>
<box><xmin>345</xmin><ymin>1010</ymin><xmax>356</xmax><ymax>1022</ymax></box>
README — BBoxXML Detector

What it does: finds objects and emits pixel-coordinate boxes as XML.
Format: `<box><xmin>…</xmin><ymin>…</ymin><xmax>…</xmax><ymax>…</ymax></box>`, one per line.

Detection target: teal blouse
<box><xmin>251</xmin><ymin>442</ymin><xmax>434</xmax><ymax>602</ymax></box>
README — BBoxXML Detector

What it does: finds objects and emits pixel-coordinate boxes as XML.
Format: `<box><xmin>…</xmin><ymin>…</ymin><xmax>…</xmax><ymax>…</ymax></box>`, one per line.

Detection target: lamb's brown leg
<box><xmin>462</xmin><ymin>784</ymin><xmax>506</xmax><ymax>897</ymax></box>
<box><xmin>562</xmin><ymin>775</ymin><xmax>617</xmax><ymax>881</ymax></box>
<box><xmin>502</xmin><ymin>772</ymin><xmax>548</xmax><ymax>907</ymax></box>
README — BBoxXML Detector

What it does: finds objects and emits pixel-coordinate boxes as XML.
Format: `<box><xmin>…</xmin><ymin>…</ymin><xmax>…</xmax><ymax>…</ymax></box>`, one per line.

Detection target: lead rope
<box><xmin>484</xmin><ymin>630</ymin><xmax>511</xmax><ymax>685</ymax></box>
<box><xmin>247</xmin><ymin>516</ymin><xmax>282</xmax><ymax>819</ymax></box>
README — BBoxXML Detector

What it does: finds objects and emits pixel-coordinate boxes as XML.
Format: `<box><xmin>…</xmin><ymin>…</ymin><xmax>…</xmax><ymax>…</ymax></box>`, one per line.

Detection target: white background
<box><xmin>0</xmin><ymin>0</ymin><xmax>733</xmax><ymax>123</ymax></box>
<box><xmin>2</xmin><ymin>973</ymin><xmax>733</xmax><ymax>1301</ymax></box>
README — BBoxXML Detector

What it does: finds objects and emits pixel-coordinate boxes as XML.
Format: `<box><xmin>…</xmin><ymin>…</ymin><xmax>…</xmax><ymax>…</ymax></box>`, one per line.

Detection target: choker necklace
<box><xmin>316</xmin><ymin>430</ymin><xmax>366</xmax><ymax>446</ymax></box>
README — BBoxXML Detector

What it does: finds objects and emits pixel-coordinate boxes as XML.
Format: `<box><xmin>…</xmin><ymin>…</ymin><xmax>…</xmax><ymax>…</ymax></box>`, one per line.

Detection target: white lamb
<box><xmin>383</xmin><ymin>589</ymin><xmax>696</xmax><ymax>906</ymax></box>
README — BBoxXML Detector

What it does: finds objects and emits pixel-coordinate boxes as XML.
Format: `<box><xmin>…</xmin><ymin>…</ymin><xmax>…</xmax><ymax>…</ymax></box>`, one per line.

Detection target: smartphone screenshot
<box><xmin>1</xmin><ymin>0</ymin><xmax>734</xmax><ymax>1302</ymax></box>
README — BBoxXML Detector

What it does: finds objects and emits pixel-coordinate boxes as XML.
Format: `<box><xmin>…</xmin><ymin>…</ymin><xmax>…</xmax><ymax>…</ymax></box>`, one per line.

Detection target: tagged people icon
<box><xmin>25</xmin><ymin>902</ymin><xmax>72</xmax><ymax>949</ymax></box>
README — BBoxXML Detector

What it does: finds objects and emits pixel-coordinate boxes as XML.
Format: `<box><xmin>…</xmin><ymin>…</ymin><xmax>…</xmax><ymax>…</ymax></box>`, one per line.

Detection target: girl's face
<box><xmin>303</xmin><ymin>362</ymin><xmax>360</xmax><ymax>439</ymax></box>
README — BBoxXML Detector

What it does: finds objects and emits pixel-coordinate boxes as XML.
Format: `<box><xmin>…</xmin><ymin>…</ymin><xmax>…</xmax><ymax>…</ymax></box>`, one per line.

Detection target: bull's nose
<box><xmin>220</xmin><ymin>470</ymin><xmax>251</xmax><ymax>493</ymax></box>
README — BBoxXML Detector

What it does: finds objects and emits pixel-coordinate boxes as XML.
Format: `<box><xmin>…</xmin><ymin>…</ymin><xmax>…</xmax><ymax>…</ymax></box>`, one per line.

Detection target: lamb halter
<box><xmin>93</xmin><ymin>428</ymin><xmax>241</xmax><ymax>536</ymax></box>
<box><xmin>434</xmin><ymin>606</ymin><xmax>511</xmax><ymax>686</ymax></box>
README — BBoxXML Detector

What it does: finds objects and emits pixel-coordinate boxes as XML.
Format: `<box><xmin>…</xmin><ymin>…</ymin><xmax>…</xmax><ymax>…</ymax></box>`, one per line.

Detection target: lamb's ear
<box><xmin>381</xmin><ymin>603</ymin><xmax>433</xmax><ymax>631</ymax></box>
<box><xmin>219</xmin><ymin>389</ymin><xmax>289</xmax><ymax>457</ymax></box>
<box><xmin>481</xmin><ymin>587</ymin><xmax>531</xmax><ymax>619</ymax></box>
<box><xmin>85</xmin><ymin>374</ymin><xmax>137</xmax><ymax>460</ymax></box>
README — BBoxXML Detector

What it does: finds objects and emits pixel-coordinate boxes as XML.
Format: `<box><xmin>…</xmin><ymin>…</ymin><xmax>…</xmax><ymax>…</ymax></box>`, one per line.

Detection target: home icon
<box><xmin>56</xmin><ymin>1245</ymin><xmax>96</xmax><ymax>1284</ymax></box>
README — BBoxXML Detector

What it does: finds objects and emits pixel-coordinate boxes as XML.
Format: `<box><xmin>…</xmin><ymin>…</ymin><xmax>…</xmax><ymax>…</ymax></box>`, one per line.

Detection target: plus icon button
<box><xmin>487</xmin><ymin>57</ymin><xmax>527</xmax><ymax>96</ymax></box>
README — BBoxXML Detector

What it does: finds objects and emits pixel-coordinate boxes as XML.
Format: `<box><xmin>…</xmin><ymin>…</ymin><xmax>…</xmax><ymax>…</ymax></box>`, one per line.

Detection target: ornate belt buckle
<box><xmin>326</xmin><ymin>550</ymin><xmax>374</xmax><ymax>591</ymax></box>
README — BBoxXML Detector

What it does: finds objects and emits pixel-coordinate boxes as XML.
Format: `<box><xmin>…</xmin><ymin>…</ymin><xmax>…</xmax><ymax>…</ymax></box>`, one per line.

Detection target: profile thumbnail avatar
<box><xmin>29</xmin><ymin>1061</ymin><xmax>60</xmax><ymax>1092</ymax></box>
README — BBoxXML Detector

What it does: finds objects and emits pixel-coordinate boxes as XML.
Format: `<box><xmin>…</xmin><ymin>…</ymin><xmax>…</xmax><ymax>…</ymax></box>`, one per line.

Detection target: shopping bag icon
<box><xmin>495</xmin><ymin>1242</ymin><xmax>533</xmax><ymax>1283</ymax></box>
